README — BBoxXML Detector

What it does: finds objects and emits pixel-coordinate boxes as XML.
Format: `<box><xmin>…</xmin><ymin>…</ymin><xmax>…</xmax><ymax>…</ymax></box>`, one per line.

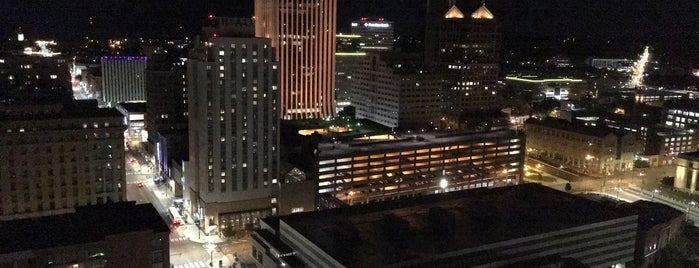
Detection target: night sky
<box><xmin>2</xmin><ymin>0</ymin><xmax>698</xmax><ymax>64</ymax></box>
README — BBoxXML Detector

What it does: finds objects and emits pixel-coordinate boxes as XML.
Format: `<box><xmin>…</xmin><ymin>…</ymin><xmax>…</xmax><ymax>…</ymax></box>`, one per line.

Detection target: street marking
<box><xmin>170</xmin><ymin>237</ymin><xmax>187</xmax><ymax>243</ymax></box>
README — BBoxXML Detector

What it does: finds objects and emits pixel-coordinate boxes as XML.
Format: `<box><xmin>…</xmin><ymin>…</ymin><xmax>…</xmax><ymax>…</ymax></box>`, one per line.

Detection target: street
<box><xmin>525</xmin><ymin>162</ymin><xmax>699</xmax><ymax>227</ymax></box>
<box><xmin>123</xmin><ymin>146</ymin><xmax>253</xmax><ymax>268</ymax></box>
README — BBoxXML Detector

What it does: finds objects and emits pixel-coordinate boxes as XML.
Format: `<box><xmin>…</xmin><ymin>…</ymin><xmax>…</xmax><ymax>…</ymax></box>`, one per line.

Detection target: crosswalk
<box><xmin>173</xmin><ymin>261</ymin><xmax>208</xmax><ymax>268</ymax></box>
<box><xmin>170</xmin><ymin>237</ymin><xmax>187</xmax><ymax>243</ymax></box>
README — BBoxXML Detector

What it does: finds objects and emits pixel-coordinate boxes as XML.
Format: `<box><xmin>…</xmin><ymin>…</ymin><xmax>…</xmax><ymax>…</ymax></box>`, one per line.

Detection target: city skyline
<box><xmin>2</xmin><ymin>0</ymin><xmax>699</xmax><ymax>267</ymax></box>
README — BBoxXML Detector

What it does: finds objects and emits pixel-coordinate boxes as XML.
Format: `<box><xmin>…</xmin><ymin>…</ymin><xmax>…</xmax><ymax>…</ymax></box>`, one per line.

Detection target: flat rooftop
<box><xmin>526</xmin><ymin>117</ymin><xmax>628</xmax><ymax>138</ymax></box>
<box><xmin>0</xmin><ymin>100</ymin><xmax>123</xmax><ymax>120</ymax></box>
<box><xmin>0</xmin><ymin>202</ymin><xmax>169</xmax><ymax>254</ymax></box>
<box><xmin>279</xmin><ymin>184</ymin><xmax>635</xmax><ymax>267</ymax></box>
<box><xmin>117</xmin><ymin>102</ymin><xmax>147</xmax><ymax>113</ymax></box>
<box><xmin>317</xmin><ymin>129</ymin><xmax>522</xmax><ymax>157</ymax></box>
<box><xmin>678</xmin><ymin>151</ymin><xmax>699</xmax><ymax>161</ymax></box>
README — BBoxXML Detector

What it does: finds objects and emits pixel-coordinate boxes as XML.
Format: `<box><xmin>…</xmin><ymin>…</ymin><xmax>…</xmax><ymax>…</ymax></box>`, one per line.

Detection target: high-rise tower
<box><xmin>187</xmin><ymin>18</ymin><xmax>280</xmax><ymax>232</ymax></box>
<box><xmin>426</xmin><ymin>1</ymin><xmax>501</xmax><ymax>113</ymax></box>
<box><xmin>255</xmin><ymin>0</ymin><xmax>337</xmax><ymax>119</ymax></box>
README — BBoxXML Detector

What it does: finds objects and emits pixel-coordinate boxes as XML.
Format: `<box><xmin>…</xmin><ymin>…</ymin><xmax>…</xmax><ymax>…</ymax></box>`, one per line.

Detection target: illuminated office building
<box><xmin>187</xmin><ymin>18</ymin><xmax>280</xmax><ymax>232</ymax></box>
<box><xmin>350</xmin><ymin>17</ymin><xmax>394</xmax><ymax>51</ymax></box>
<box><xmin>335</xmin><ymin>33</ymin><xmax>364</xmax><ymax>112</ymax></box>
<box><xmin>426</xmin><ymin>1</ymin><xmax>501</xmax><ymax>112</ymax></box>
<box><xmin>305</xmin><ymin>130</ymin><xmax>524</xmax><ymax>205</ymax></box>
<box><xmin>352</xmin><ymin>52</ymin><xmax>441</xmax><ymax>128</ymax></box>
<box><xmin>255</xmin><ymin>0</ymin><xmax>337</xmax><ymax>119</ymax></box>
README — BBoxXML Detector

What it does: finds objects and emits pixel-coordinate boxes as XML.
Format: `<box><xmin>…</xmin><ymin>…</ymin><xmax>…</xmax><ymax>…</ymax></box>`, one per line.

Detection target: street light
<box><xmin>203</xmin><ymin>242</ymin><xmax>216</xmax><ymax>267</ymax></box>
<box><xmin>651</xmin><ymin>189</ymin><xmax>659</xmax><ymax>202</ymax></box>
<box><xmin>439</xmin><ymin>178</ymin><xmax>448</xmax><ymax>193</ymax></box>
<box><xmin>348</xmin><ymin>191</ymin><xmax>355</xmax><ymax>205</ymax></box>
<box><xmin>687</xmin><ymin>201</ymin><xmax>697</xmax><ymax>222</ymax></box>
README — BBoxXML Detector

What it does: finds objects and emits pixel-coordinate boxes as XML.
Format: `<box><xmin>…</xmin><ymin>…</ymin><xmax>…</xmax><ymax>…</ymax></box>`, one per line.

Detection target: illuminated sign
<box><xmin>364</xmin><ymin>22</ymin><xmax>390</xmax><ymax>28</ymax></box>
<box><xmin>351</xmin><ymin>23</ymin><xmax>358</xmax><ymax>27</ymax></box>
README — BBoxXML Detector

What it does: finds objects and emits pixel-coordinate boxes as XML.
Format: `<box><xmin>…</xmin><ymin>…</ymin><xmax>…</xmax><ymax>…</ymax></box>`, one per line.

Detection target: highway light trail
<box><xmin>627</xmin><ymin>46</ymin><xmax>650</xmax><ymax>88</ymax></box>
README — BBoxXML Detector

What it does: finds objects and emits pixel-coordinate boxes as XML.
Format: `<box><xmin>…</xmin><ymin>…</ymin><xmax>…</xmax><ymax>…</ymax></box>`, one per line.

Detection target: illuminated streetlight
<box><xmin>439</xmin><ymin>178</ymin><xmax>448</xmax><ymax>193</ymax></box>
<box><xmin>688</xmin><ymin>201</ymin><xmax>697</xmax><ymax>222</ymax></box>
<box><xmin>348</xmin><ymin>191</ymin><xmax>355</xmax><ymax>205</ymax></box>
<box><xmin>203</xmin><ymin>242</ymin><xmax>216</xmax><ymax>267</ymax></box>
<box><xmin>651</xmin><ymin>189</ymin><xmax>659</xmax><ymax>202</ymax></box>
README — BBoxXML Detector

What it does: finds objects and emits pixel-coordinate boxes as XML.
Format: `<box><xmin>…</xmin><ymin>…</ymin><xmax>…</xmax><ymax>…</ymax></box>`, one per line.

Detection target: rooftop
<box><xmin>678</xmin><ymin>151</ymin><xmax>699</xmax><ymax>161</ymax></box>
<box><xmin>525</xmin><ymin>117</ymin><xmax>629</xmax><ymax>138</ymax></box>
<box><xmin>0</xmin><ymin>202</ymin><xmax>169</xmax><ymax>254</ymax></box>
<box><xmin>444</xmin><ymin>5</ymin><xmax>465</xmax><ymax>19</ymax></box>
<box><xmin>0</xmin><ymin>99</ymin><xmax>123</xmax><ymax>120</ymax></box>
<box><xmin>471</xmin><ymin>3</ymin><xmax>495</xmax><ymax>19</ymax></box>
<box><xmin>278</xmin><ymin>184</ymin><xmax>635</xmax><ymax>267</ymax></box>
<box><xmin>317</xmin><ymin>129</ymin><xmax>522</xmax><ymax>157</ymax></box>
<box><xmin>117</xmin><ymin>102</ymin><xmax>147</xmax><ymax>113</ymax></box>
<box><xmin>624</xmin><ymin>200</ymin><xmax>684</xmax><ymax>231</ymax></box>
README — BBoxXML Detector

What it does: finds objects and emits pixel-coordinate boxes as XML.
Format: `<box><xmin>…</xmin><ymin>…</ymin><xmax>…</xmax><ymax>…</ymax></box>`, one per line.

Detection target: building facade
<box><xmin>187</xmin><ymin>22</ymin><xmax>280</xmax><ymax>232</ymax></box>
<box><xmin>335</xmin><ymin>33</ymin><xmax>364</xmax><ymax>112</ymax></box>
<box><xmin>675</xmin><ymin>151</ymin><xmax>699</xmax><ymax>192</ymax></box>
<box><xmin>255</xmin><ymin>0</ymin><xmax>337</xmax><ymax>119</ymax></box>
<box><xmin>350</xmin><ymin>18</ymin><xmax>394</xmax><ymax>51</ymax></box>
<box><xmin>100</xmin><ymin>56</ymin><xmax>147</xmax><ymax>107</ymax></box>
<box><xmin>352</xmin><ymin>52</ymin><xmax>441</xmax><ymax>128</ymax></box>
<box><xmin>306</xmin><ymin>130</ymin><xmax>524</xmax><ymax>205</ymax></box>
<box><xmin>145</xmin><ymin>66</ymin><xmax>187</xmax><ymax>134</ymax></box>
<box><xmin>0</xmin><ymin>100</ymin><xmax>126</xmax><ymax>220</ymax></box>
<box><xmin>0</xmin><ymin>52</ymin><xmax>72</xmax><ymax>102</ymax></box>
<box><xmin>525</xmin><ymin>117</ymin><xmax>641</xmax><ymax>175</ymax></box>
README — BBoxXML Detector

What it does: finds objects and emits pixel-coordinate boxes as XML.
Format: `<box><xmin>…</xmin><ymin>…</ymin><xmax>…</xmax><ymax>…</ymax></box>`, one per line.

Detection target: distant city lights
<box><xmin>23</xmin><ymin>40</ymin><xmax>60</xmax><ymax>57</ymax></box>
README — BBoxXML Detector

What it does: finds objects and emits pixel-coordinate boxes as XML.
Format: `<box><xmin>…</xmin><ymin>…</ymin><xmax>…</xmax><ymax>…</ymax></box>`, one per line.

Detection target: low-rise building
<box><xmin>625</xmin><ymin>201</ymin><xmax>685</xmax><ymax>265</ymax></box>
<box><xmin>300</xmin><ymin>130</ymin><xmax>524</xmax><ymax>205</ymax></box>
<box><xmin>0</xmin><ymin>202</ymin><xmax>170</xmax><ymax>268</ymax></box>
<box><xmin>251</xmin><ymin>184</ymin><xmax>638</xmax><ymax>268</ymax></box>
<box><xmin>525</xmin><ymin>117</ymin><xmax>641</xmax><ymax>175</ymax></box>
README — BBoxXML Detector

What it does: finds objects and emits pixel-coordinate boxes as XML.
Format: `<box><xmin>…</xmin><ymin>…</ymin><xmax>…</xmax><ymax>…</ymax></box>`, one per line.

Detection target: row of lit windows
<box><xmin>318</xmin><ymin>141</ymin><xmax>519</xmax><ymax>166</ymax></box>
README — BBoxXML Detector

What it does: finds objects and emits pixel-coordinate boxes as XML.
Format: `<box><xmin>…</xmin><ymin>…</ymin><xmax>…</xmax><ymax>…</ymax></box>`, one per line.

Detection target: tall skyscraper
<box><xmin>100</xmin><ymin>56</ymin><xmax>147</xmax><ymax>107</ymax></box>
<box><xmin>187</xmin><ymin>18</ymin><xmax>280</xmax><ymax>232</ymax></box>
<box><xmin>255</xmin><ymin>0</ymin><xmax>337</xmax><ymax>119</ymax></box>
<box><xmin>426</xmin><ymin>1</ymin><xmax>501</xmax><ymax>113</ymax></box>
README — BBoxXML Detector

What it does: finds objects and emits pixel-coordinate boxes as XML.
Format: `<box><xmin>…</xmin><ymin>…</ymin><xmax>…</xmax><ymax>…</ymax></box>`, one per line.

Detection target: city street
<box><xmin>124</xmin><ymin>146</ymin><xmax>252</xmax><ymax>268</ymax></box>
<box><xmin>526</xmin><ymin>161</ymin><xmax>699</xmax><ymax>226</ymax></box>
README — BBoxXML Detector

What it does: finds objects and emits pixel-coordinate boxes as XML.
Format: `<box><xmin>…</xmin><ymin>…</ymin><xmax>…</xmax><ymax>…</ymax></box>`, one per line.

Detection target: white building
<box><xmin>100</xmin><ymin>56</ymin><xmax>147</xmax><ymax>107</ymax></box>
<box><xmin>352</xmin><ymin>53</ymin><xmax>440</xmax><ymax>129</ymax></box>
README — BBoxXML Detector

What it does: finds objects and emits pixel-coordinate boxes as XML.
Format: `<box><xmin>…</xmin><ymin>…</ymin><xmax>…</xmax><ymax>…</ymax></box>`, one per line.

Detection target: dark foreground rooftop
<box><xmin>278</xmin><ymin>183</ymin><xmax>635</xmax><ymax>267</ymax></box>
<box><xmin>0</xmin><ymin>202</ymin><xmax>169</xmax><ymax>254</ymax></box>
